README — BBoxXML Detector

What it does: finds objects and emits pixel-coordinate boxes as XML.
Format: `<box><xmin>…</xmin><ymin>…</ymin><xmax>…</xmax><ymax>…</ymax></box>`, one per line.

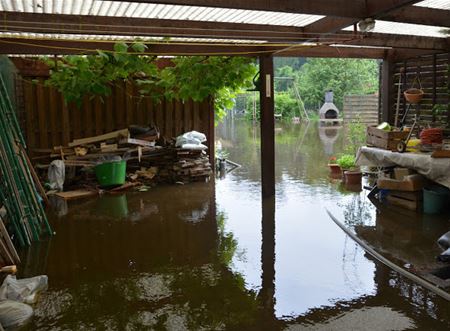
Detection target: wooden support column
<box><xmin>381</xmin><ymin>57</ymin><xmax>394</xmax><ymax>124</ymax></box>
<box><xmin>259</xmin><ymin>55</ymin><xmax>275</xmax><ymax>197</ymax></box>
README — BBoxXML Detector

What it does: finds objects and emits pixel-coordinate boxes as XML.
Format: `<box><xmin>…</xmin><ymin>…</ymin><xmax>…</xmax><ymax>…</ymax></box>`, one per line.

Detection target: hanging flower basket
<box><xmin>404</xmin><ymin>88</ymin><xmax>424</xmax><ymax>104</ymax></box>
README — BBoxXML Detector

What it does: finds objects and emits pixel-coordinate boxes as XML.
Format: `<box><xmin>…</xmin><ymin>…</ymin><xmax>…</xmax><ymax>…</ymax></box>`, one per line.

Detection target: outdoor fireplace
<box><xmin>319</xmin><ymin>90</ymin><xmax>339</xmax><ymax>120</ymax></box>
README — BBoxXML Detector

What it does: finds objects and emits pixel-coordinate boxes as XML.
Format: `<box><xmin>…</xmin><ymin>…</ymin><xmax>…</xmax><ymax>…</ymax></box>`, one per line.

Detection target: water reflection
<box><xmin>18</xmin><ymin>119</ymin><xmax>450</xmax><ymax>330</ymax></box>
<box><xmin>217</xmin><ymin>118</ymin><xmax>449</xmax><ymax>329</ymax></box>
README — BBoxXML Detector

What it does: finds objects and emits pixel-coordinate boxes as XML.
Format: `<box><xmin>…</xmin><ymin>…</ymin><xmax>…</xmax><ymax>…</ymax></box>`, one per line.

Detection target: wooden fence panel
<box><xmin>343</xmin><ymin>94</ymin><xmax>379</xmax><ymax>125</ymax></box>
<box><xmin>17</xmin><ymin>77</ymin><xmax>214</xmax><ymax>155</ymax></box>
<box><xmin>392</xmin><ymin>52</ymin><xmax>449</xmax><ymax>126</ymax></box>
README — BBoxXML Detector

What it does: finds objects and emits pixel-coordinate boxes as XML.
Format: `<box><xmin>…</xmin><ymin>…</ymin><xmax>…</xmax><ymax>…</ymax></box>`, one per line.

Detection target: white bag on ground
<box><xmin>0</xmin><ymin>300</ymin><xmax>33</xmax><ymax>329</ymax></box>
<box><xmin>48</xmin><ymin>160</ymin><xmax>65</xmax><ymax>191</ymax></box>
<box><xmin>0</xmin><ymin>275</ymin><xmax>48</xmax><ymax>304</ymax></box>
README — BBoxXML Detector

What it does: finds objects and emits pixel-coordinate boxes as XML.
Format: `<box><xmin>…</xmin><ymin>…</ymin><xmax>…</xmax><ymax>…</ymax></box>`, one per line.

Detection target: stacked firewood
<box><xmin>33</xmin><ymin>126</ymin><xmax>212</xmax><ymax>190</ymax></box>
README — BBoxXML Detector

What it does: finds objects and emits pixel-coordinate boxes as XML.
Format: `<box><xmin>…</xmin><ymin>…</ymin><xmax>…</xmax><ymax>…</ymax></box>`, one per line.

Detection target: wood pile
<box><xmin>33</xmin><ymin>126</ymin><xmax>212</xmax><ymax>194</ymax></box>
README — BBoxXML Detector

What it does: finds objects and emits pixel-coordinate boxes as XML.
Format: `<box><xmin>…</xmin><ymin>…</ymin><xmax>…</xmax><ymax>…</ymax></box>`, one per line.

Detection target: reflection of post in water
<box><xmin>259</xmin><ymin>196</ymin><xmax>277</xmax><ymax>328</ymax></box>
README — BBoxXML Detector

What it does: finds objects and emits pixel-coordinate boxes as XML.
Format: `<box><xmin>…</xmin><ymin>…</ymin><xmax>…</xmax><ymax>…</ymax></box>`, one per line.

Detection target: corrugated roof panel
<box><xmin>344</xmin><ymin>20</ymin><xmax>447</xmax><ymax>38</ymax></box>
<box><xmin>415</xmin><ymin>0</ymin><xmax>450</xmax><ymax>10</ymax></box>
<box><xmin>0</xmin><ymin>0</ymin><xmax>323</xmax><ymax>27</ymax></box>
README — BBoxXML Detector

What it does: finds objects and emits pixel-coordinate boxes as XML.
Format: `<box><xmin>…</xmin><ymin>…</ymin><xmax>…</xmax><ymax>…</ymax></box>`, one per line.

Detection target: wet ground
<box><xmin>19</xmin><ymin>119</ymin><xmax>450</xmax><ymax>330</ymax></box>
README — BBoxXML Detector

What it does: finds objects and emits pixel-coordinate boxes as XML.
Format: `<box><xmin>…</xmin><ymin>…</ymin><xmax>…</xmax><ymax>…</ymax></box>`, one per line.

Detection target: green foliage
<box><xmin>43</xmin><ymin>42</ymin><xmax>157</xmax><ymax>107</ymax></box>
<box><xmin>296</xmin><ymin>58</ymin><xmax>379</xmax><ymax>110</ymax></box>
<box><xmin>336</xmin><ymin>154</ymin><xmax>356</xmax><ymax>170</ymax></box>
<box><xmin>344</xmin><ymin>117</ymin><xmax>366</xmax><ymax>154</ymax></box>
<box><xmin>243</xmin><ymin>92</ymin><xmax>306</xmax><ymax>120</ymax></box>
<box><xmin>43</xmin><ymin>44</ymin><xmax>257</xmax><ymax>121</ymax></box>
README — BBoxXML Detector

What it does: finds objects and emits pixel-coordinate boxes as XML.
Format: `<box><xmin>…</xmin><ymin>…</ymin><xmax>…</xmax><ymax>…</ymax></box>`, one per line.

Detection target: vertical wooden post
<box><xmin>259</xmin><ymin>55</ymin><xmax>275</xmax><ymax>197</ymax></box>
<box><xmin>381</xmin><ymin>57</ymin><xmax>394</xmax><ymax>124</ymax></box>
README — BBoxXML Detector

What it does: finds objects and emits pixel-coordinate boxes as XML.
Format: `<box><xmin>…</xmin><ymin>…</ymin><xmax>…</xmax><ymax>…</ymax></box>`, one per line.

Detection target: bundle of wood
<box><xmin>128</xmin><ymin>148</ymin><xmax>212</xmax><ymax>184</ymax></box>
<box><xmin>34</xmin><ymin>127</ymin><xmax>211</xmax><ymax>192</ymax></box>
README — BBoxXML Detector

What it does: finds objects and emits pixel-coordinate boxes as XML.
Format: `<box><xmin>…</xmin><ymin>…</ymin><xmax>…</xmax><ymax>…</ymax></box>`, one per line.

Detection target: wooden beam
<box><xmin>107</xmin><ymin>0</ymin><xmax>368</xmax><ymax>18</ymax></box>
<box><xmin>0</xmin><ymin>37</ymin><xmax>444</xmax><ymax>58</ymax></box>
<box><xmin>279</xmin><ymin>1</ymin><xmax>422</xmax><ymax>55</ymax></box>
<box><xmin>381</xmin><ymin>57</ymin><xmax>394</xmax><ymax>124</ymax></box>
<box><xmin>0</xmin><ymin>38</ymin><xmax>280</xmax><ymax>55</ymax></box>
<box><xmin>338</xmin><ymin>32</ymin><xmax>450</xmax><ymax>51</ymax></box>
<box><xmin>0</xmin><ymin>11</ymin><xmax>308</xmax><ymax>42</ymax></box>
<box><xmin>259</xmin><ymin>55</ymin><xmax>275</xmax><ymax>198</ymax></box>
<box><xmin>303</xmin><ymin>1</ymin><xmax>423</xmax><ymax>34</ymax></box>
<box><xmin>382</xmin><ymin>6</ymin><xmax>450</xmax><ymax>28</ymax></box>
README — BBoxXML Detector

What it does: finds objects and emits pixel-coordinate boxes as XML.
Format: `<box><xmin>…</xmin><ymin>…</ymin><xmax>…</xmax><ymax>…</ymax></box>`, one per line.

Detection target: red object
<box><xmin>420</xmin><ymin>128</ymin><xmax>443</xmax><ymax>145</ymax></box>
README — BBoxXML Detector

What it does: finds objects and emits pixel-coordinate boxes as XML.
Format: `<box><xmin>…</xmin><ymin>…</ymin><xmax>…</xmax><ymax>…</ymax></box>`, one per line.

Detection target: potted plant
<box><xmin>336</xmin><ymin>154</ymin><xmax>362</xmax><ymax>185</ymax></box>
<box><xmin>327</xmin><ymin>156</ymin><xmax>341</xmax><ymax>176</ymax></box>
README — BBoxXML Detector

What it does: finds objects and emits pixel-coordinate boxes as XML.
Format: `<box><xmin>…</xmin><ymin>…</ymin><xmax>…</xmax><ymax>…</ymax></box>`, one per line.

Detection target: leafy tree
<box><xmin>296</xmin><ymin>58</ymin><xmax>379</xmax><ymax>110</ymax></box>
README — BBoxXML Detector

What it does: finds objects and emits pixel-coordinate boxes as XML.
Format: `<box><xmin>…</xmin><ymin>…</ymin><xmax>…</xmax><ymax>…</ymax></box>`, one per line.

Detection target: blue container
<box><xmin>423</xmin><ymin>186</ymin><xmax>449</xmax><ymax>214</ymax></box>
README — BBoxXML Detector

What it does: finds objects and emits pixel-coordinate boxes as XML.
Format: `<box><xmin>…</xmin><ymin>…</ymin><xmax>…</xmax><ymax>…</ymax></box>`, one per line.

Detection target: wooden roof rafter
<box><xmin>0</xmin><ymin>0</ymin><xmax>448</xmax><ymax>59</ymax></box>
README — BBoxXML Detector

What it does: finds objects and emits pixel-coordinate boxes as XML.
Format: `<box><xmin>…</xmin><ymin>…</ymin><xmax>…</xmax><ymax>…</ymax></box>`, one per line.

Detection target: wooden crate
<box><xmin>366</xmin><ymin>126</ymin><xmax>409</xmax><ymax>151</ymax></box>
<box><xmin>386</xmin><ymin>190</ymin><xmax>423</xmax><ymax>211</ymax></box>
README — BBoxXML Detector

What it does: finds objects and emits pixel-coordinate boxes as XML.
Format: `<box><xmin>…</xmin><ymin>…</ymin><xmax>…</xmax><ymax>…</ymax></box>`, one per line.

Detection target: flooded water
<box><xmin>19</xmin><ymin>119</ymin><xmax>449</xmax><ymax>330</ymax></box>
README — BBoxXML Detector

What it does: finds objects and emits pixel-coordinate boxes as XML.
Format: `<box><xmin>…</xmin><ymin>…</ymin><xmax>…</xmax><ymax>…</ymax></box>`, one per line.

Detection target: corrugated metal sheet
<box><xmin>415</xmin><ymin>0</ymin><xmax>450</xmax><ymax>10</ymax></box>
<box><xmin>344</xmin><ymin>20</ymin><xmax>448</xmax><ymax>38</ymax></box>
<box><xmin>0</xmin><ymin>0</ymin><xmax>323</xmax><ymax>27</ymax></box>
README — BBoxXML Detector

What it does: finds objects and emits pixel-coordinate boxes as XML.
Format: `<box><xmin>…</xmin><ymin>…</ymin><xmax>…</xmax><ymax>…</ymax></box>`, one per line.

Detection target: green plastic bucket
<box><xmin>423</xmin><ymin>186</ymin><xmax>449</xmax><ymax>214</ymax></box>
<box><xmin>94</xmin><ymin>160</ymin><xmax>126</xmax><ymax>188</ymax></box>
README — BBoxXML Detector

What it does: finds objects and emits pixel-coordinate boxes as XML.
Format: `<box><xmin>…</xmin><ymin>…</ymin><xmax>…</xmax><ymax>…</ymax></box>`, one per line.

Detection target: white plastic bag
<box><xmin>48</xmin><ymin>160</ymin><xmax>65</xmax><ymax>191</ymax></box>
<box><xmin>0</xmin><ymin>300</ymin><xmax>33</xmax><ymax>329</ymax></box>
<box><xmin>180</xmin><ymin>143</ymin><xmax>208</xmax><ymax>150</ymax></box>
<box><xmin>175</xmin><ymin>131</ymin><xmax>207</xmax><ymax>147</ymax></box>
<box><xmin>0</xmin><ymin>275</ymin><xmax>48</xmax><ymax>304</ymax></box>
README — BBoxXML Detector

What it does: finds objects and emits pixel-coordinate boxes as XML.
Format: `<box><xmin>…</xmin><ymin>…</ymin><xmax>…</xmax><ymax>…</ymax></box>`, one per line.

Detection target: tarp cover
<box><xmin>356</xmin><ymin>146</ymin><xmax>450</xmax><ymax>188</ymax></box>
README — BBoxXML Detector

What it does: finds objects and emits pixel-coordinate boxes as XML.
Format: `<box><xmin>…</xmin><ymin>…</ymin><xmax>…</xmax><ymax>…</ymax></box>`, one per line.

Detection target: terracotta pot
<box><xmin>404</xmin><ymin>88</ymin><xmax>424</xmax><ymax>104</ymax></box>
<box><xmin>344</xmin><ymin>170</ymin><xmax>362</xmax><ymax>185</ymax></box>
<box><xmin>328</xmin><ymin>164</ymin><xmax>341</xmax><ymax>176</ymax></box>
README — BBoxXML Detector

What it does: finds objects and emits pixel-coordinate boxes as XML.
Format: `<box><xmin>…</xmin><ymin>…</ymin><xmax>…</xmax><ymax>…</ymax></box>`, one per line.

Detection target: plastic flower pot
<box><xmin>344</xmin><ymin>170</ymin><xmax>362</xmax><ymax>185</ymax></box>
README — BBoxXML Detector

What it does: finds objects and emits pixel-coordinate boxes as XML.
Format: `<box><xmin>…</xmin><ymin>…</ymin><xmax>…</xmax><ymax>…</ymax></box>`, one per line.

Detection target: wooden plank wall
<box><xmin>17</xmin><ymin>78</ymin><xmax>214</xmax><ymax>154</ymax></box>
<box><xmin>343</xmin><ymin>94</ymin><xmax>379</xmax><ymax>125</ymax></box>
<box><xmin>391</xmin><ymin>52</ymin><xmax>449</xmax><ymax>125</ymax></box>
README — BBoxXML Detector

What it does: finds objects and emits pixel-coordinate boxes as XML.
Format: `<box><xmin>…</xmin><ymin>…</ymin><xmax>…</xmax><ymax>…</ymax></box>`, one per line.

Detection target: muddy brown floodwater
<box><xmin>19</xmin><ymin>119</ymin><xmax>449</xmax><ymax>330</ymax></box>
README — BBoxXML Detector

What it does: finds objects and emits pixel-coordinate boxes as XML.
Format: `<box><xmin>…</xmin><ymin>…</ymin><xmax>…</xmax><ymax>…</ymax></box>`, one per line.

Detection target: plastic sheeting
<box><xmin>0</xmin><ymin>275</ymin><xmax>48</xmax><ymax>329</ymax></box>
<box><xmin>0</xmin><ymin>300</ymin><xmax>33</xmax><ymax>329</ymax></box>
<box><xmin>0</xmin><ymin>275</ymin><xmax>48</xmax><ymax>304</ymax></box>
<box><xmin>356</xmin><ymin>146</ymin><xmax>450</xmax><ymax>188</ymax></box>
<box><xmin>437</xmin><ymin>231</ymin><xmax>450</xmax><ymax>262</ymax></box>
<box><xmin>48</xmin><ymin>160</ymin><xmax>65</xmax><ymax>191</ymax></box>
<box><xmin>175</xmin><ymin>131</ymin><xmax>208</xmax><ymax>150</ymax></box>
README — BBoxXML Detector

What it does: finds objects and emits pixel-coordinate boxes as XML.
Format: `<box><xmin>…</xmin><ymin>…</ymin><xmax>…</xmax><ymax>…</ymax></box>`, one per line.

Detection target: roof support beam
<box><xmin>0</xmin><ymin>11</ymin><xmax>310</xmax><ymax>42</ymax></box>
<box><xmin>337</xmin><ymin>32</ymin><xmax>450</xmax><ymax>51</ymax></box>
<box><xmin>382</xmin><ymin>6</ymin><xmax>450</xmax><ymax>28</ymax></box>
<box><xmin>278</xmin><ymin>0</ymin><xmax>422</xmax><ymax>55</ymax></box>
<box><xmin>303</xmin><ymin>0</ymin><xmax>423</xmax><ymax>35</ymax></box>
<box><xmin>0</xmin><ymin>37</ymin><xmax>440</xmax><ymax>60</ymax></box>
